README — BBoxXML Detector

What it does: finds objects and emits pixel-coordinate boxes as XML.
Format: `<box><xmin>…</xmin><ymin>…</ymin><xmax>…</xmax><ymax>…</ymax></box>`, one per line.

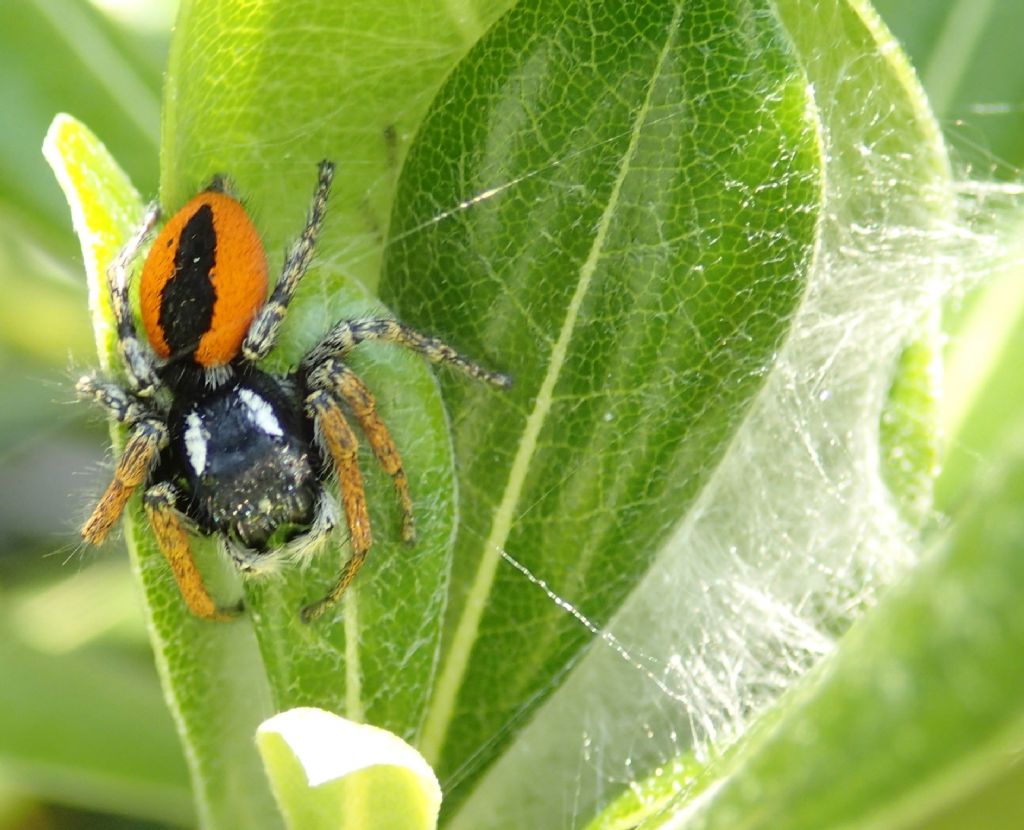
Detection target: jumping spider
<box><xmin>77</xmin><ymin>161</ymin><xmax>510</xmax><ymax>622</ymax></box>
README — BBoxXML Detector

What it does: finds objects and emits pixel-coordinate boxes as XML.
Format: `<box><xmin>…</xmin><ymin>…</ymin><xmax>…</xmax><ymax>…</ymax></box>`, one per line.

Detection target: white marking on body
<box><xmin>239</xmin><ymin>389</ymin><xmax>284</xmax><ymax>438</ymax></box>
<box><xmin>184</xmin><ymin>410</ymin><xmax>208</xmax><ymax>474</ymax></box>
<box><xmin>204</xmin><ymin>364</ymin><xmax>234</xmax><ymax>389</ymax></box>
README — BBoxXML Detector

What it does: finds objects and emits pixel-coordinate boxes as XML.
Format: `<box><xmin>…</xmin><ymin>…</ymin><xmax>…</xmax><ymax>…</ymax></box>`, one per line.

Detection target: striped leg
<box><xmin>300</xmin><ymin>318</ymin><xmax>512</xmax><ymax>389</ymax></box>
<box><xmin>304</xmin><ymin>389</ymin><xmax>372</xmax><ymax>622</ymax></box>
<box><xmin>243</xmin><ymin>160</ymin><xmax>336</xmax><ymax>362</ymax></box>
<box><xmin>76</xmin><ymin>373</ymin><xmax>152</xmax><ymax>425</ymax></box>
<box><xmin>109</xmin><ymin>203</ymin><xmax>162</xmax><ymax>395</ymax></box>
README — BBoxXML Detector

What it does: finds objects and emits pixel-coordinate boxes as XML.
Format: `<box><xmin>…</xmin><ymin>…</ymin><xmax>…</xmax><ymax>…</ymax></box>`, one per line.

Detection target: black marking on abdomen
<box><xmin>160</xmin><ymin>203</ymin><xmax>217</xmax><ymax>360</ymax></box>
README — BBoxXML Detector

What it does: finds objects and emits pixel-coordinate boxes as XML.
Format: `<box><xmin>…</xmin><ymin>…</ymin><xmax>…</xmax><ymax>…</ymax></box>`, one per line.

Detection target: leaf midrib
<box><xmin>418</xmin><ymin>2</ymin><xmax>687</xmax><ymax>763</ymax></box>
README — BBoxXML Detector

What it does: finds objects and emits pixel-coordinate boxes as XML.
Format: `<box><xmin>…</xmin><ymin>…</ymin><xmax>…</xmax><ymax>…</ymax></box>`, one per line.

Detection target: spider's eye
<box><xmin>139</xmin><ymin>191</ymin><xmax>268</xmax><ymax>368</ymax></box>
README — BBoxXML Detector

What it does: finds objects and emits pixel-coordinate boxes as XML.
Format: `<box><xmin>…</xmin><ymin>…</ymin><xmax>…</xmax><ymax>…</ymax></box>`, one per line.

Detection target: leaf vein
<box><xmin>419</xmin><ymin>1</ymin><xmax>687</xmax><ymax>762</ymax></box>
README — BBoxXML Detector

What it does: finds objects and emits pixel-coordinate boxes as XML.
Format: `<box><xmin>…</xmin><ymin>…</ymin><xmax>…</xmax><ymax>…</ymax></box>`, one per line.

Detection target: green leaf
<box><xmin>880</xmin><ymin>314</ymin><xmax>943</xmax><ymax>528</ymax></box>
<box><xmin>257</xmin><ymin>707</ymin><xmax>441</xmax><ymax>830</ymax></box>
<box><xmin>382</xmin><ymin>0</ymin><xmax>821</xmax><ymax>798</ymax></box>
<box><xmin>779</xmin><ymin>0</ymin><xmax>953</xmax><ymax>531</ymax></box>
<box><xmin>935</xmin><ymin>212</ymin><xmax>1024</xmax><ymax>512</ymax></box>
<box><xmin>43</xmin><ymin>113</ymin><xmax>280</xmax><ymax>830</ymax></box>
<box><xmin>441</xmin><ymin>0</ymin><xmax>957</xmax><ymax>825</ymax></box>
<box><xmin>42</xmin><ymin>1</ymin><xmax>968</xmax><ymax>827</ymax></box>
<box><xmin>47</xmin><ymin>4</ymin><xmax>522</xmax><ymax>825</ymax></box>
<box><xmin>161</xmin><ymin>0</ymin><xmax>515</xmax><ymax>747</ymax></box>
<box><xmin>547</xmin><ymin>0</ymin><xmax>959</xmax><ymax>825</ymax></box>
<box><xmin>582</xmin><ymin>751</ymin><xmax>707</xmax><ymax>830</ymax></box>
<box><xmin>42</xmin><ymin>115</ymin><xmax>145</xmax><ymax>368</ymax></box>
<box><xmin>162</xmin><ymin>0</ymin><xmax>513</xmax><ymax>293</ymax></box>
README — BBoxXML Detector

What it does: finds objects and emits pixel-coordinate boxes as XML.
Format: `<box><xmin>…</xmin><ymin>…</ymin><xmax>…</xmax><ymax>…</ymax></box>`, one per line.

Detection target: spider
<box><xmin>77</xmin><ymin>160</ymin><xmax>510</xmax><ymax>622</ymax></box>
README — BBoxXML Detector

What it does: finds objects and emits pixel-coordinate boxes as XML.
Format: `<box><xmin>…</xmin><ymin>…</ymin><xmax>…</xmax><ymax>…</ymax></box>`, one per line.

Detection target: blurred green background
<box><xmin>0</xmin><ymin>1</ymin><xmax>1021</xmax><ymax>827</ymax></box>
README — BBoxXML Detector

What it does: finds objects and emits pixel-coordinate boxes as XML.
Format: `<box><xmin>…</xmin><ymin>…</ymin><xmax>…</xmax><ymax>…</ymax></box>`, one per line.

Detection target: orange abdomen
<box><xmin>140</xmin><ymin>191</ymin><xmax>268</xmax><ymax>368</ymax></box>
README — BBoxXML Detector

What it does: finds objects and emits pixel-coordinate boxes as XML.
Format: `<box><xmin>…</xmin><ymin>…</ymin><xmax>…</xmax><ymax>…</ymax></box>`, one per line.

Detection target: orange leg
<box><xmin>308</xmin><ymin>357</ymin><xmax>415</xmax><ymax>543</ymax></box>
<box><xmin>304</xmin><ymin>390</ymin><xmax>372</xmax><ymax>622</ymax></box>
<box><xmin>143</xmin><ymin>483</ymin><xmax>237</xmax><ymax>621</ymax></box>
<box><xmin>82</xmin><ymin>418</ymin><xmax>167</xmax><ymax>544</ymax></box>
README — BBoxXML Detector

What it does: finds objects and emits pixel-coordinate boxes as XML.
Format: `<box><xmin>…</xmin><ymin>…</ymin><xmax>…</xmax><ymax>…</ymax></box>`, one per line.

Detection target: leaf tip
<box><xmin>257</xmin><ymin>707</ymin><xmax>442</xmax><ymax>829</ymax></box>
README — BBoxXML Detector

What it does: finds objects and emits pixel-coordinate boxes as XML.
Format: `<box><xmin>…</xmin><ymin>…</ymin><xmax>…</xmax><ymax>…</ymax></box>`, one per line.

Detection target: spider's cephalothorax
<box><xmin>77</xmin><ymin>161</ymin><xmax>511</xmax><ymax>622</ymax></box>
